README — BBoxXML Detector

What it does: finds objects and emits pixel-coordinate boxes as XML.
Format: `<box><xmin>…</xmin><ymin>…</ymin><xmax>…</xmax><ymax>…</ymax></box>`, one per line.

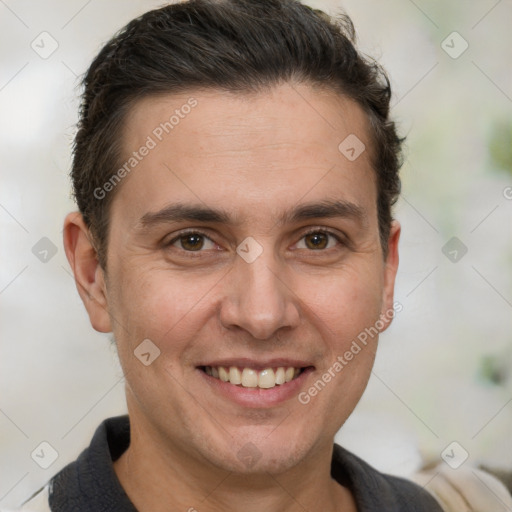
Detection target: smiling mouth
<box><xmin>200</xmin><ymin>365</ymin><xmax>308</xmax><ymax>389</ymax></box>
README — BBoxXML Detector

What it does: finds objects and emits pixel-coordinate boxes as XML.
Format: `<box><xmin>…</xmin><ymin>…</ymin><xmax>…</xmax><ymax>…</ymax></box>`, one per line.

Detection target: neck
<box><xmin>113</xmin><ymin>416</ymin><xmax>356</xmax><ymax>512</ymax></box>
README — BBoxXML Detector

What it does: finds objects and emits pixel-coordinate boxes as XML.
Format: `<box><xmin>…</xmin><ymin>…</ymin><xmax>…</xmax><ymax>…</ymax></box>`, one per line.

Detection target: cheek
<box><xmin>107</xmin><ymin>250</ymin><xmax>384</xmax><ymax>359</ymax></box>
<box><xmin>298</xmin><ymin>271</ymin><xmax>381</xmax><ymax>416</ymax></box>
<box><xmin>108</xmin><ymin>265</ymin><xmax>219</xmax><ymax>351</ymax></box>
<box><xmin>298</xmin><ymin>263</ymin><xmax>384</xmax><ymax>339</ymax></box>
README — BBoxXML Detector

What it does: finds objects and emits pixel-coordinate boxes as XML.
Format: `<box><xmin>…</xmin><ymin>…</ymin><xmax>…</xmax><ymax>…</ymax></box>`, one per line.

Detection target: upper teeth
<box><xmin>204</xmin><ymin>366</ymin><xmax>301</xmax><ymax>389</ymax></box>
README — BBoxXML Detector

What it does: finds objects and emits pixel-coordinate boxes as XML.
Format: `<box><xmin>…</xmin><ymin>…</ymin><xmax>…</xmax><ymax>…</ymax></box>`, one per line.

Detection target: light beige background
<box><xmin>1</xmin><ymin>0</ymin><xmax>511</xmax><ymax>508</ymax></box>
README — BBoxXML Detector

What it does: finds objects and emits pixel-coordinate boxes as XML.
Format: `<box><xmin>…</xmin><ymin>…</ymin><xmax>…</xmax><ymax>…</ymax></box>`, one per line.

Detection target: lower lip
<box><xmin>197</xmin><ymin>368</ymin><xmax>314</xmax><ymax>408</ymax></box>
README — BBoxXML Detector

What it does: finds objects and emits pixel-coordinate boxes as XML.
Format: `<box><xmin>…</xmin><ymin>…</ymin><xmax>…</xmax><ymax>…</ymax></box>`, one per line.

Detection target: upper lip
<box><xmin>198</xmin><ymin>357</ymin><xmax>314</xmax><ymax>370</ymax></box>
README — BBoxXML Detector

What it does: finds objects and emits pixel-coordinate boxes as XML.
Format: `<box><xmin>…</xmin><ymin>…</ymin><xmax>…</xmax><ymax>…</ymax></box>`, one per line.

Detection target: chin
<box><xmin>201</xmin><ymin>426</ymin><xmax>319</xmax><ymax>476</ymax></box>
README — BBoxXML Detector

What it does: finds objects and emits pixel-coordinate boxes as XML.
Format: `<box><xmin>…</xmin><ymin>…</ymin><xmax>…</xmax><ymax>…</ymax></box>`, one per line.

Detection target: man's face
<box><xmin>93</xmin><ymin>84</ymin><xmax>399</xmax><ymax>473</ymax></box>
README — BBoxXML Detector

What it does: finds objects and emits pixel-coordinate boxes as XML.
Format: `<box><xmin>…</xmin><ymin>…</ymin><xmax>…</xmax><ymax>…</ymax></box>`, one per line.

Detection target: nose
<box><xmin>219</xmin><ymin>253</ymin><xmax>301</xmax><ymax>341</ymax></box>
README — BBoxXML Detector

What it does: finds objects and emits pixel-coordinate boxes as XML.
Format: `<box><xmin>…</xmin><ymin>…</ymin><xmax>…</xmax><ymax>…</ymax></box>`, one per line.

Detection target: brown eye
<box><xmin>304</xmin><ymin>232</ymin><xmax>328</xmax><ymax>250</ymax></box>
<box><xmin>173</xmin><ymin>233</ymin><xmax>211</xmax><ymax>251</ymax></box>
<box><xmin>181</xmin><ymin>234</ymin><xmax>204</xmax><ymax>250</ymax></box>
<box><xmin>295</xmin><ymin>231</ymin><xmax>340</xmax><ymax>251</ymax></box>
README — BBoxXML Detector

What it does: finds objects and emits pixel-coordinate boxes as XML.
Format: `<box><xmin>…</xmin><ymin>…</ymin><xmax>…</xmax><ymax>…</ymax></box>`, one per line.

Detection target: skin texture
<box><xmin>64</xmin><ymin>83</ymin><xmax>400</xmax><ymax>512</ymax></box>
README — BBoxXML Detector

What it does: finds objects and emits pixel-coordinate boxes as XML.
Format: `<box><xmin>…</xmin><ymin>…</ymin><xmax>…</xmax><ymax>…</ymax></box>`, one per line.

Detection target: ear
<box><xmin>379</xmin><ymin>220</ymin><xmax>401</xmax><ymax>333</ymax></box>
<box><xmin>63</xmin><ymin>212</ymin><xmax>112</xmax><ymax>333</ymax></box>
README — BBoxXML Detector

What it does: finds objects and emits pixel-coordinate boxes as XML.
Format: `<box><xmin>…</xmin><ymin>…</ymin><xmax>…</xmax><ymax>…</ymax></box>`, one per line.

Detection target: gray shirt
<box><xmin>21</xmin><ymin>416</ymin><xmax>443</xmax><ymax>511</ymax></box>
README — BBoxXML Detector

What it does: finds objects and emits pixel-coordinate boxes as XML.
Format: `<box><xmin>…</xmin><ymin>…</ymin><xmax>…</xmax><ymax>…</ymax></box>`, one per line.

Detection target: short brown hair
<box><xmin>72</xmin><ymin>0</ymin><xmax>403</xmax><ymax>267</ymax></box>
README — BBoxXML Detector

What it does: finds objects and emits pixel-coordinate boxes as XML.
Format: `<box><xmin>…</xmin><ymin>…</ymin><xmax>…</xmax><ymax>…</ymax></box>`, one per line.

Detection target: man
<box><xmin>19</xmin><ymin>0</ymin><xmax>445</xmax><ymax>510</ymax></box>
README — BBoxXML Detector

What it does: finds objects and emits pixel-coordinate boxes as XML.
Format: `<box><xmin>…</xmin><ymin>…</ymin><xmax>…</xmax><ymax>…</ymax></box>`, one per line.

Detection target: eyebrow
<box><xmin>137</xmin><ymin>199</ymin><xmax>366</xmax><ymax>229</ymax></box>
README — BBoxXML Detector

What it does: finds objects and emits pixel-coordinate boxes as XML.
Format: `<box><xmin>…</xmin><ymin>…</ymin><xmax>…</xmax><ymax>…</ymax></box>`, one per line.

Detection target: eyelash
<box><xmin>165</xmin><ymin>227</ymin><xmax>346</xmax><ymax>253</ymax></box>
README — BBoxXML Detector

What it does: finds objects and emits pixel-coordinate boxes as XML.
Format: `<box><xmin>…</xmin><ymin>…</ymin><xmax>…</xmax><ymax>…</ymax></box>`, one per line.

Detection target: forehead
<box><xmin>113</xmin><ymin>83</ymin><xmax>377</xmax><ymax>228</ymax></box>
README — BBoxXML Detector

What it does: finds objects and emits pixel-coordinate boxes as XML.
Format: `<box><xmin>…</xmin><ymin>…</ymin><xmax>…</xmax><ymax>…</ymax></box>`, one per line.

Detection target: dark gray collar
<box><xmin>47</xmin><ymin>415</ymin><xmax>442</xmax><ymax>512</ymax></box>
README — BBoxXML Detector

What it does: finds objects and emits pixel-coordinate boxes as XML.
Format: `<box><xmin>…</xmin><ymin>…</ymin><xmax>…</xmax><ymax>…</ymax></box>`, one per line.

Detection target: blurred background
<box><xmin>1</xmin><ymin>0</ymin><xmax>511</xmax><ymax>507</ymax></box>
